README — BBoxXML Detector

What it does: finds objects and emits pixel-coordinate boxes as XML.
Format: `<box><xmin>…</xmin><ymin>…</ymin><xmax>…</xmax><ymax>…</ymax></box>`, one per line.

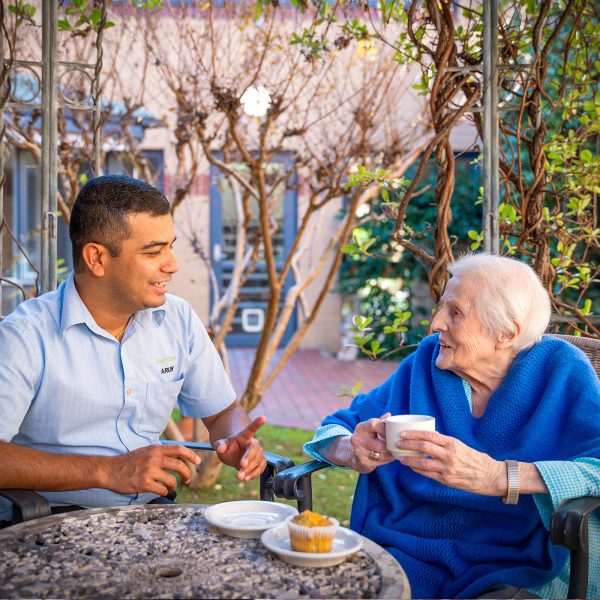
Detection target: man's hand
<box><xmin>102</xmin><ymin>444</ymin><xmax>201</xmax><ymax>496</ymax></box>
<box><xmin>214</xmin><ymin>416</ymin><xmax>267</xmax><ymax>481</ymax></box>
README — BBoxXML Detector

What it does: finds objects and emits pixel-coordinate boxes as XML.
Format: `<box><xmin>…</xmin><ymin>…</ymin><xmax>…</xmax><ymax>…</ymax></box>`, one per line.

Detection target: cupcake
<box><xmin>286</xmin><ymin>510</ymin><xmax>339</xmax><ymax>553</ymax></box>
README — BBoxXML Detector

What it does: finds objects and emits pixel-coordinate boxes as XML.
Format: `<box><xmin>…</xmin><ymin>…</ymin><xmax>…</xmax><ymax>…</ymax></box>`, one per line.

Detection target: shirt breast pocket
<box><xmin>139</xmin><ymin>378</ymin><xmax>185</xmax><ymax>438</ymax></box>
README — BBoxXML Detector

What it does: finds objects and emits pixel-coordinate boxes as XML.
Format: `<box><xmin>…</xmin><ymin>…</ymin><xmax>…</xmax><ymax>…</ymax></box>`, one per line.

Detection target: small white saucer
<box><xmin>261</xmin><ymin>523</ymin><xmax>363</xmax><ymax>567</ymax></box>
<box><xmin>203</xmin><ymin>501</ymin><xmax>298</xmax><ymax>539</ymax></box>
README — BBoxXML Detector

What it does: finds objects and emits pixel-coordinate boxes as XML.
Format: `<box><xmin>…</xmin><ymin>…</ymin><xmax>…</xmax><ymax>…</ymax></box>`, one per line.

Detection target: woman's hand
<box><xmin>347</xmin><ymin>413</ymin><xmax>395</xmax><ymax>473</ymax></box>
<box><xmin>396</xmin><ymin>430</ymin><xmax>506</xmax><ymax>495</ymax></box>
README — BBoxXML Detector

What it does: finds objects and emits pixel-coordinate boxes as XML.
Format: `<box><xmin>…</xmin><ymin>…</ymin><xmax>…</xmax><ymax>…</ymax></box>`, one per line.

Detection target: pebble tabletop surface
<box><xmin>0</xmin><ymin>504</ymin><xmax>410</xmax><ymax>599</ymax></box>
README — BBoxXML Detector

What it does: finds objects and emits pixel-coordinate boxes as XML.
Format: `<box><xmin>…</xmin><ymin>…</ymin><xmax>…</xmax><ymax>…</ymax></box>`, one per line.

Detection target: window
<box><xmin>105</xmin><ymin>150</ymin><xmax>164</xmax><ymax>192</ymax></box>
<box><xmin>1</xmin><ymin>149</ymin><xmax>45</xmax><ymax>314</ymax></box>
<box><xmin>209</xmin><ymin>153</ymin><xmax>297</xmax><ymax>346</ymax></box>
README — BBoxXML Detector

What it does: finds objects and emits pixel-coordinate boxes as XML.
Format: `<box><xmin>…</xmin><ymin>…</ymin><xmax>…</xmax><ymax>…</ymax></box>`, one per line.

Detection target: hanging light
<box><xmin>240</xmin><ymin>85</ymin><xmax>272</xmax><ymax>117</ymax></box>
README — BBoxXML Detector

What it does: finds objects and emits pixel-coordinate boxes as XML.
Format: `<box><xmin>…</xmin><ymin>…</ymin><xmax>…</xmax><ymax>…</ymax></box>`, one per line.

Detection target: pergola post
<box><xmin>41</xmin><ymin>1</ymin><xmax>58</xmax><ymax>293</ymax></box>
<box><xmin>482</xmin><ymin>0</ymin><xmax>500</xmax><ymax>254</ymax></box>
<box><xmin>0</xmin><ymin>26</ymin><xmax>4</xmax><ymax>312</ymax></box>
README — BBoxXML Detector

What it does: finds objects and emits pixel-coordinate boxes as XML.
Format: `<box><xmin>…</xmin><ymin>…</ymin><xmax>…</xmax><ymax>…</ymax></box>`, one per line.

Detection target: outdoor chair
<box><xmin>0</xmin><ymin>442</ymin><xmax>296</xmax><ymax>527</ymax></box>
<box><xmin>271</xmin><ymin>333</ymin><xmax>600</xmax><ymax>599</ymax></box>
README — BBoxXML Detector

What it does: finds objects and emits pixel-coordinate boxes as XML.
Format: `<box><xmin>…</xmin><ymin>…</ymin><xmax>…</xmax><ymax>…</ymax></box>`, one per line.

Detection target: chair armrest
<box><xmin>160</xmin><ymin>440</ymin><xmax>295</xmax><ymax>505</ymax></box>
<box><xmin>272</xmin><ymin>460</ymin><xmax>331</xmax><ymax>513</ymax></box>
<box><xmin>0</xmin><ymin>489</ymin><xmax>51</xmax><ymax>524</ymax></box>
<box><xmin>160</xmin><ymin>440</ymin><xmax>294</xmax><ymax>470</ymax></box>
<box><xmin>551</xmin><ymin>496</ymin><xmax>600</xmax><ymax>550</ymax></box>
<box><xmin>550</xmin><ymin>496</ymin><xmax>600</xmax><ymax>599</ymax></box>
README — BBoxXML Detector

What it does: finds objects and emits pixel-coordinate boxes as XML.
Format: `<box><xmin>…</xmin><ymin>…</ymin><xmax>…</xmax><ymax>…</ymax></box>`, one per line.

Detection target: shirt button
<box><xmin>126</xmin><ymin>388</ymin><xmax>132</xmax><ymax>396</ymax></box>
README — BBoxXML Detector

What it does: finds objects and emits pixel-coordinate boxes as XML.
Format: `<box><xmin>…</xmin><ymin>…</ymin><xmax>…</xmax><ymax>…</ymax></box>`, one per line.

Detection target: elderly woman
<box><xmin>305</xmin><ymin>253</ymin><xmax>600</xmax><ymax>599</ymax></box>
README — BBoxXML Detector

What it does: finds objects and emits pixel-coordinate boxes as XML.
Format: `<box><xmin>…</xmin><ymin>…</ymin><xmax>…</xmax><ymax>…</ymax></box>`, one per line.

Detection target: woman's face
<box><xmin>430</xmin><ymin>276</ymin><xmax>501</xmax><ymax>376</ymax></box>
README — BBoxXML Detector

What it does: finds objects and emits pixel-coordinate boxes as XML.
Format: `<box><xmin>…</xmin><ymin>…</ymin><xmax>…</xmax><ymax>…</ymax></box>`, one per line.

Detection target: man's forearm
<box><xmin>203</xmin><ymin>401</ymin><xmax>250</xmax><ymax>445</ymax></box>
<box><xmin>0</xmin><ymin>441</ymin><xmax>108</xmax><ymax>491</ymax></box>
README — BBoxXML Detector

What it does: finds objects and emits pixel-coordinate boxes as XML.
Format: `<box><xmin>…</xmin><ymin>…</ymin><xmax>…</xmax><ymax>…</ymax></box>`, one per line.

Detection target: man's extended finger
<box><xmin>161</xmin><ymin>445</ymin><xmax>201</xmax><ymax>464</ymax></box>
<box><xmin>236</xmin><ymin>416</ymin><xmax>267</xmax><ymax>443</ymax></box>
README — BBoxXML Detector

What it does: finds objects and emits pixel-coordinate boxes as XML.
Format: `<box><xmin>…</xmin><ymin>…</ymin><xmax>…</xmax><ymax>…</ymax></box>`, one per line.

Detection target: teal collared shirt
<box><xmin>0</xmin><ymin>272</ymin><xmax>235</xmax><ymax>519</ymax></box>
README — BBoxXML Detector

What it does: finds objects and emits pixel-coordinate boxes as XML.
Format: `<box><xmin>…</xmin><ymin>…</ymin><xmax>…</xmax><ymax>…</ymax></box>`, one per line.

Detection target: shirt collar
<box><xmin>134</xmin><ymin>305</ymin><xmax>167</xmax><ymax>327</ymax></box>
<box><xmin>60</xmin><ymin>272</ymin><xmax>167</xmax><ymax>333</ymax></box>
<box><xmin>60</xmin><ymin>272</ymin><xmax>96</xmax><ymax>334</ymax></box>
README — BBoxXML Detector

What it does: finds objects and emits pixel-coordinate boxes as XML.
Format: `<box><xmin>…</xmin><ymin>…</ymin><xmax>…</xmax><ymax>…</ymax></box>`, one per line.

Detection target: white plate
<box><xmin>203</xmin><ymin>501</ymin><xmax>298</xmax><ymax>539</ymax></box>
<box><xmin>261</xmin><ymin>523</ymin><xmax>363</xmax><ymax>567</ymax></box>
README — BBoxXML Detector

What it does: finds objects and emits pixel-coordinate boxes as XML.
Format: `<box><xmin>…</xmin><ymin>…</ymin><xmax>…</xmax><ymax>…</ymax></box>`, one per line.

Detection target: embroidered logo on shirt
<box><xmin>156</xmin><ymin>356</ymin><xmax>176</xmax><ymax>364</ymax></box>
<box><xmin>161</xmin><ymin>366</ymin><xmax>174</xmax><ymax>374</ymax></box>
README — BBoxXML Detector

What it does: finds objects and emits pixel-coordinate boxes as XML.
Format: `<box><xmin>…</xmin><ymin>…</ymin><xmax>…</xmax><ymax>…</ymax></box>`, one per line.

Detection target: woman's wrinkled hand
<box><xmin>348</xmin><ymin>413</ymin><xmax>395</xmax><ymax>473</ymax></box>
<box><xmin>396</xmin><ymin>430</ymin><xmax>505</xmax><ymax>496</ymax></box>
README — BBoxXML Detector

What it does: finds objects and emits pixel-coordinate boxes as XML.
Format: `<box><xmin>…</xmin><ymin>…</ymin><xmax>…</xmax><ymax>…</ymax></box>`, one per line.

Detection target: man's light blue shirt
<box><xmin>0</xmin><ymin>272</ymin><xmax>235</xmax><ymax>520</ymax></box>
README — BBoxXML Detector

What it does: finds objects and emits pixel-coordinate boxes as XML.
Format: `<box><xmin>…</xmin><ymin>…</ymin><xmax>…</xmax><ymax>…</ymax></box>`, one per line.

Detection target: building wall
<box><xmin>170</xmin><ymin>190</ymin><xmax>212</xmax><ymax>324</ymax></box>
<box><xmin>294</xmin><ymin>194</ymin><xmax>345</xmax><ymax>353</ymax></box>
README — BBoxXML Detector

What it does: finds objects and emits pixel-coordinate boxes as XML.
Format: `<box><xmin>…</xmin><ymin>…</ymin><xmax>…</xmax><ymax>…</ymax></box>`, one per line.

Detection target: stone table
<box><xmin>0</xmin><ymin>504</ymin><xmax>410</xmax><ymax>599</ymax></box>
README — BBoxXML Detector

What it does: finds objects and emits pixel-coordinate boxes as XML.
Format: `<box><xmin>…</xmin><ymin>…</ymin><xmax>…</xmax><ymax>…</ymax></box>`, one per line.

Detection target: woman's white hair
<box><xmin>447</xmin><ymin>253</ymin><xmax>551</xmax><ymax>352</ymax></box>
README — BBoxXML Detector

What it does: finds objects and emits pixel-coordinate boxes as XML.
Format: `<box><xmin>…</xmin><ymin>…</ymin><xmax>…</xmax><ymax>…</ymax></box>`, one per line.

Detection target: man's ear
<box><xmin>81</xmin><ymin>243</ymin><xmax>110</xmax><ymax>277</ymax></box>
<box><xmin>497</xmin><ymin>320</ymin><xmax>521</xmax><ymax>349</ymax></box>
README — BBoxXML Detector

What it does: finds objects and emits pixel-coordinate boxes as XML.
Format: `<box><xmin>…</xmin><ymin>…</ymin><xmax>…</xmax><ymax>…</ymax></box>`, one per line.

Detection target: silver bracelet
<box><xmin>503</xmin><ymin>459</ymin><xmax>520</xmax><ymax>505</ymax></box>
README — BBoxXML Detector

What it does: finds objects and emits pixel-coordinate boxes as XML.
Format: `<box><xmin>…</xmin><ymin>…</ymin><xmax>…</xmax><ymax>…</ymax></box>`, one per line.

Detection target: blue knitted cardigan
<box><xmin>322</xmin><ymin>334</ymin><xmax>600</xmax><ymax>599</ymax></box>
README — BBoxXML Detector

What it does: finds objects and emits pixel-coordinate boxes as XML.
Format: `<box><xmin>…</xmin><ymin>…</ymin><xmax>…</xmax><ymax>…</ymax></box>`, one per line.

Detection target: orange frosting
<box><xmin>291</xmin><ymin>509</ymin><xmax>333</xmax><ymax>528</ymax></box>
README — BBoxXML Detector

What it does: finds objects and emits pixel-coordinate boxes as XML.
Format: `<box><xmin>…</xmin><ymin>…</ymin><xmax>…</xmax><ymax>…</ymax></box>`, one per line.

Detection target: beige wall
<box><xmin>294</xmin><ymin>195</ymin><xmax>345</xmax><ymax>352</ymax></box>
<box><xmin>170</xmin><ymin>192</ymin><xmax>212</xmax><ymax>324</ymax></box>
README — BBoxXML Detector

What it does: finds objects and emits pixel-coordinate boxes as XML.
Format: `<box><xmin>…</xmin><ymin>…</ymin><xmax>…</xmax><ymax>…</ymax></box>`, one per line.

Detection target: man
<box><xmin>0</xmin><ymin>175</ymin><xmax>266</xmax><ymax>522</ymax></box>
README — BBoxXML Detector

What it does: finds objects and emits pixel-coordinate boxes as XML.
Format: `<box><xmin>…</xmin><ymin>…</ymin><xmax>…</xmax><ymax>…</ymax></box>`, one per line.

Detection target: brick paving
<box><xmin>228</xmin><ymin>348</ymin><xmax>399</xmax><ymax>431</ymax></box>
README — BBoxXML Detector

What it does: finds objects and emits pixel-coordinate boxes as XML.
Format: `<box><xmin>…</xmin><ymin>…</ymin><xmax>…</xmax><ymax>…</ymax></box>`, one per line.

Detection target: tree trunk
<box><xmin>188</xmin><ymin>417</ymin><xmax>223</xmax><ymax>490</ymax></box>
<box><xmin>189</xmin><ymin>452</ymin><xmax>223</xmax><ymax>491</ymax></box>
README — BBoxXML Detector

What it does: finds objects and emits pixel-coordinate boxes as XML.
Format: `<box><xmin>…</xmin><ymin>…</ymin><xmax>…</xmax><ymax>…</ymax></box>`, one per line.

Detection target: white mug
<box><xmin>383</xmin><ymin>414</ymin><xmax>436</xmax><ymax>459</ymax></box>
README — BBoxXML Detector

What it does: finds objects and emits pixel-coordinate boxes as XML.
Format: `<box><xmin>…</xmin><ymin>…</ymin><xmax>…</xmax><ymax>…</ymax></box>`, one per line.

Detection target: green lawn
<box><xmin>175</xmin><ymin>424</ymin><xmax>358</xmax><ymax>526</ymax></box>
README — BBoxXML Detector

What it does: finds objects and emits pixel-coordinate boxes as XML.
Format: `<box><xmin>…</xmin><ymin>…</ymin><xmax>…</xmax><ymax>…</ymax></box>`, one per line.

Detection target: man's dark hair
<box><xmin>70</xmin><ymin>174</ymin><xmax>170</xmax><ymax>272</ymax></box>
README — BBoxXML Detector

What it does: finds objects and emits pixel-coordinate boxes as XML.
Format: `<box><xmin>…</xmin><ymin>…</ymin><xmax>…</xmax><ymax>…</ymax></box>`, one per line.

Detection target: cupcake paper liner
<box><xmin>286</xmin><ymin>514</ymin><xmax>339</xmax><ymax>553</ymax></box>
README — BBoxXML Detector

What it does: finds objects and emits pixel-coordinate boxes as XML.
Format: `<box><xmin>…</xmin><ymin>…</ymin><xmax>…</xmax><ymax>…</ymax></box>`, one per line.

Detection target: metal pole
<box><xmin>41</xmin><ymin>0</ymin><xmax>58</xmax><ymax>292</ymax></box>
<box><xmin>0</xmin><ymin>24</ymin><xmax>4</xmax><ymax>313</ymax></box>
<box><xmin>482</xmin><ymin>0</ymin><xmax>499</xmax><ymax>254</ymax></box>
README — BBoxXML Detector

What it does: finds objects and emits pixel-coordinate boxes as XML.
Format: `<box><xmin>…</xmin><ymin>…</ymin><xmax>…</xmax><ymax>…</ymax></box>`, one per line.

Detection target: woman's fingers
<box><xmin>397</xmin><ymin>433</ymin><xmax>504</xmax><ymax>495</ymax></box>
